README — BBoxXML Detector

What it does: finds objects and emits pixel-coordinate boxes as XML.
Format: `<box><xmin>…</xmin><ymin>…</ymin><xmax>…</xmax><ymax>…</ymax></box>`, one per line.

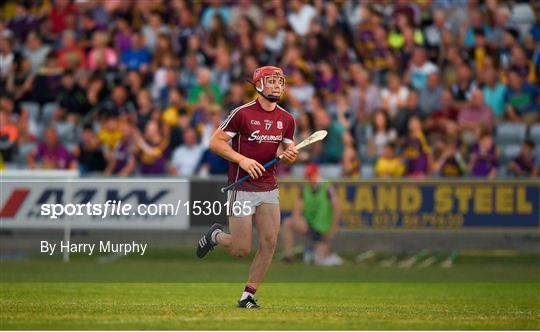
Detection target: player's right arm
<box><xmin>209</xmin><ymin>128</ymin><xmax>265</xmax><ymax>179</ymax></box>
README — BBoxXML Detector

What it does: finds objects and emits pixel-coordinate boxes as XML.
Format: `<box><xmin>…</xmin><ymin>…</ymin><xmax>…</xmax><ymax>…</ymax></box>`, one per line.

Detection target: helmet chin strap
<box><xmin>255</xmin><ymin>79</ymin><xmax>281</xmax><ymax>103</ymax></box>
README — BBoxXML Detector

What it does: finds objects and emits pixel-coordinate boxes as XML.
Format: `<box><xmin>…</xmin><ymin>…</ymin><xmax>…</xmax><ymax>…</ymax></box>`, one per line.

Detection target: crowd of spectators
<box><xmin>0</xmin><ymin>0</ymin><xmax>539</xmax><ymax>178</ymax></box>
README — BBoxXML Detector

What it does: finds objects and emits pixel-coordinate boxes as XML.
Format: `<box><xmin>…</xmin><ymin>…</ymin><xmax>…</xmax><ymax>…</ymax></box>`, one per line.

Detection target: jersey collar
<box><xmin>255</xmin><ymin>97</ymin><xmax>277</xmax><ymax>112</ymax></box>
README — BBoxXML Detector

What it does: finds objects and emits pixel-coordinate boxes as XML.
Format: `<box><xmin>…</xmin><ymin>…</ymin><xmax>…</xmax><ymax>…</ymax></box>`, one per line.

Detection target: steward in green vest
<box><xmin>302</xmin><ymin>182</ymin><xmax>334</xmax><ymax>235</ymax></box>
<box><xmin>282</xmin><ymin>163</ymin><xmax>341</xmax><ymax>265</ymax></box>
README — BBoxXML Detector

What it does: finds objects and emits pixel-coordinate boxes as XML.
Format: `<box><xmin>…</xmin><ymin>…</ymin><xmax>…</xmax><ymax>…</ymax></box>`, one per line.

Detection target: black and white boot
<box><xmin>196</xmin><ymin>223</ymin><xmax>223</xmax><ymax>258</ymax></box>
<box><xmin>237</xmin><ymin>296</ymin><xmax>259</xmax><ymax>308</ymax></box>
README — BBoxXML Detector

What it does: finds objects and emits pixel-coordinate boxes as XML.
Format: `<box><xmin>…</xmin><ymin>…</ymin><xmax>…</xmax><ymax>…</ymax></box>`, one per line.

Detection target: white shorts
<box><xmin>227</xmin><ymin>189</ymin><xmax>280</xmax><ymax>217</ymax></box>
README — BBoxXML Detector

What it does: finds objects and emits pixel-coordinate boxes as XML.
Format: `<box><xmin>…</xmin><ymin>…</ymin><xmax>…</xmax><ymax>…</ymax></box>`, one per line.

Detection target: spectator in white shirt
<box><xmin>287</xmin><ymin>0</ymin><xmax>317</xmax><ymax>37</ymax></box>
<box><xmin>367</xmin><ymin>110</ymin><xmax>397</xmax><ymax>158</ymax></box>
<box><xmin>142</xmin><ymin>12</ymin><xmax>169</xmax><ymax>52</ymax></box>
<box><xmin>288</xmin><ymin>69</ymin><xmax>315</xmax><ymax>111</ymax></box>
<box><xmin>264</xmin><ymin>19</ymin><xmax>286</xmax><ymax>55</ymax></box>
<box><xmin>406</xmin><ymin>47</ymin><xmax>438</xmax><ymax>91</ymax></box>
<box><xmin>22</xmin><ymin>32</ymin><xmax>51</xmax><ymax>73</ymax></box>
<box><xmin>169</xmin><ymin>128</ymin><xmax>205</xmax><ymax>177</ymax></box>
<box><xmin>381</xmin><ymin>72</ymin><xmax>409</xmax><ymax>119</ymax></box>
<box><xmin>0</xmin><ymin>36</ymin><xmax>15</xmax><ymax>79</ymax></box>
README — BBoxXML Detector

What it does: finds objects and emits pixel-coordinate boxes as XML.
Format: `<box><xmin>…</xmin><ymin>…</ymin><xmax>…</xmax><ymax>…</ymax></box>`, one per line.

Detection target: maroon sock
<box><xmin>241</xmin><ymin>285</ymin><xmax>257</xmax><ymax>300</ymax></box>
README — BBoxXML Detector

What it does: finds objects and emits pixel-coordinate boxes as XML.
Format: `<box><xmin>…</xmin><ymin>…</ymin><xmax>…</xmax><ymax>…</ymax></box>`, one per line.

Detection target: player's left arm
<box><xmin>280</xmin><ymin>115</ymin><xmax>298</xmax><ymax>164</ymax></box>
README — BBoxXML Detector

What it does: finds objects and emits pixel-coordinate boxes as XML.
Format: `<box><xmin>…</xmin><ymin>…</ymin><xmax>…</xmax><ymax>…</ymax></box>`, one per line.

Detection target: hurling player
<box><xmin>196</xmin><ymin>66</ymin><xmax>297</xmax><ymax>308</ymax></box>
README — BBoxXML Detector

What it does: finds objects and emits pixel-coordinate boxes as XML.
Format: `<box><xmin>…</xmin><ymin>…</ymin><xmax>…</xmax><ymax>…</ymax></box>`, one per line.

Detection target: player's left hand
<box><xmin>281</xmin><ymin>145</ymin><xmax>298</xmax><ymax>163</ymax></box>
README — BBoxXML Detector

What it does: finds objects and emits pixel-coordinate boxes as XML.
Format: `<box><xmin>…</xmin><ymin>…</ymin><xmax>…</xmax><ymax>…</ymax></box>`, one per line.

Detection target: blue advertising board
<box><xmin>279</xmin><ymin>180</ymin><xmax>540</xmax><ymax>229</ymax></box>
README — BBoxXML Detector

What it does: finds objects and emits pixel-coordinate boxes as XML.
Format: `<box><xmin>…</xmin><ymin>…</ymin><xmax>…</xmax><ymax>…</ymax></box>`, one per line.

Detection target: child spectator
<box><xmin>468</xmin><ymin>132</ymin><xmax>498</xmax><ymax>178</ymax></box>
<box><xmin>375</xmin><ymin>142</ymin><xmax>405</xmax><ymax>177</ymax></box>
<box><xmin>341</xmin><ymin>145</ymin><xmax>360</xmax><ymax>178</ymax></box>
<box><xmin>508</xmin><ymin>140</ymin><xmax>538</xmax><ymax>177</ymax></box>
<box><xmin>98</xmin><ymin>115</ymin><xmax>122</xmax><ymax>153</ymax></box>
<box><xmin>402</xmin><ymin>116</ymin><xmax>432</xmax><ymax>177</ymax></box>
<box><xmin>433</xmin><ymin>136</ymin><xmax>466</xmax><ymax>177</ymax></box>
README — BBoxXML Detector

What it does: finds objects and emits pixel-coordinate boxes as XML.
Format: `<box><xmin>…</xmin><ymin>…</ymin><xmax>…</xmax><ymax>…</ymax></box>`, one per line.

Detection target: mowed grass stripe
<box><xmin>1</xmin><ymin>283</ymin><xmax>539</xmax><ymax>330</ymax></box>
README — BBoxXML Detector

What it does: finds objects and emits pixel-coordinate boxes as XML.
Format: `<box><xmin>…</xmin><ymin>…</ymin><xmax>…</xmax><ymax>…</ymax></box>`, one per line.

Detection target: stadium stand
<box><xmin>0</xmin><ymin>0</ymin><xmax>538</xmax><ymax>178</ymax></box>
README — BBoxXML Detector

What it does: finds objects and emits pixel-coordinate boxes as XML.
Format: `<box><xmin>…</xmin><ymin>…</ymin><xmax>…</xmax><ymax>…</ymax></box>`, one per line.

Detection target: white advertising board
<box><xmin>0</xmin><ymin>177</ymin><xmax>189</xmax><ymax>230</ymax></box>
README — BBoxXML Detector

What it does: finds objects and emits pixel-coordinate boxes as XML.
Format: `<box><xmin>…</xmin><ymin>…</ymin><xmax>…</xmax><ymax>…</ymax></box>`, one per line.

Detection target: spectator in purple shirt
<box><xmin>7</xmin><ymin>3</ymin><xmax>40</xmax><ymax>46</ymax></box>
<box><xmin>105</xmin><ymin>121</ymin><xmax>136</xmax><ymax>177</ymax></box>
<box><xmin>433</xmin><ymin>136</ymin><xmax>466</xmax><ymax>177</ymax></box>
<box><xmin>27</xmin><ymin>127</ymin><xmax>77</xmax><ymax>170</ymax></box>
<box><xmin>136</xmin><ymin>120</ymin><xmax>168</xmax><ymax>175</ymax></box>
<box><xmin>114</xmin><ymin>18</ymin><xmax>132</xmax><ymax>54</ymax></box>
<box><xmin>315</xmin><ymin>61</ymin><xmax>341</xmax><ymax>95</ymax></box>
<box><xmin>402</xmin><ymin>116</ymin><xmax>432</xmax><ymax>178</ymax></box>
<box><xmin>468</xmin><ymin>132</ymin><xmax>498</xmax><ymax>178</ymax></box>
<box><xmin>508</xmin><ymin>140</ymin><xmax>538</xmax><ymax>177</ymax></box>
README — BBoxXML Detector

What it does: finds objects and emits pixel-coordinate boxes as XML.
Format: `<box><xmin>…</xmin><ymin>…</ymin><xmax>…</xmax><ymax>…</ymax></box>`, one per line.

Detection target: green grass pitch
<box><xmin>1</xmin><ymin>250</ymin><xmax>539</xmax><ymax>330</ymax></box>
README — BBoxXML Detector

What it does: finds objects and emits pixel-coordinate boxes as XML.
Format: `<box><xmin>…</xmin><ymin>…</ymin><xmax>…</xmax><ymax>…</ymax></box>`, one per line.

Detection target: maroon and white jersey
<box><xmin>220</xmin><ymin>99</ymin><xmax>295</xmax><ymax>192</ymax></box>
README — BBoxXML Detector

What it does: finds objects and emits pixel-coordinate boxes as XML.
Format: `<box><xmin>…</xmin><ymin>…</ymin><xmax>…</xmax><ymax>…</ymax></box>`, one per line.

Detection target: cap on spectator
<box><xmin>304</xmin><ymin>163</ymin><xmax>320</xmax><ymax>178</ymax></box>
<box><xmin>252</xmin><ymin>66</ymin><xmax>284</xmax><ymax>83</ymax></box>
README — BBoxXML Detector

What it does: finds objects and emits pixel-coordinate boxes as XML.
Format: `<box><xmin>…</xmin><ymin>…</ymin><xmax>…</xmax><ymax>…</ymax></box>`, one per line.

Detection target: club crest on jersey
<box><xmin>248</xmin><ymin>130</ymin><xmax>282</xmax><ymax>144</ymax></box>
<box><xmin>277</xmin><ymin>121</ymin><xmax>283</xmax><ymax>129</ymax></box>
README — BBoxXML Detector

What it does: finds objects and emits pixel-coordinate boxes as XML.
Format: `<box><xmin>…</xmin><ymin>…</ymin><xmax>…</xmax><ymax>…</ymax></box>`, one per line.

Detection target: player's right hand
<box><xmin>239</xmin><ymin>157</ymin><xmax>265</xmax><ymax>179</ymax></box>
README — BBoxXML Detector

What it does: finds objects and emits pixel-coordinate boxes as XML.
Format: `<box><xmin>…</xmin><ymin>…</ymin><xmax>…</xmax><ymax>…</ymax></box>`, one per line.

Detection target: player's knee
<box><xmin>260</xmin><ymin>236</ymin><xmax>278</xmax><ymax>252</ymax></box>
<box><xmin>232</xmin><ymin>246</ymin><xmax>250</xmax><ymax>258</ymax></box>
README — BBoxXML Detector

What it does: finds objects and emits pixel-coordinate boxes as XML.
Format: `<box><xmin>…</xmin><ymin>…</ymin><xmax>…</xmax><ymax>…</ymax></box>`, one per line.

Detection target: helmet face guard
<box><xmin>256</xmin><ymin>74</ymin><xmax>286</xmax><ymax>102</ymax></box>
<box><xmin>253</xmin><ymin>66</ymin><xmax>285</xmax><ymax>103</ymax></box>
<box><xmin>262</xmin><ymin>74</ymin><xmax>285</xmax><ymax>88</ymax></box>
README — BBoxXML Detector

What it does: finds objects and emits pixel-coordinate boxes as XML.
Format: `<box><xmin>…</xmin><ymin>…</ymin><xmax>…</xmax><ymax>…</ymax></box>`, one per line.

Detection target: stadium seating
<box><xmin>360</xmin><ymin>164</ymin><xmax>375</xmax><ymax>178</ymax></box>
<box><xmin>42</xmin><ymin>102</ymin><xmax>59</xmax><ymax>124</ymax></box>
<box><xmin>500</xmin><ymin>144</ymin><xmax>522</xmax><ymax>164</ymax></box>
<box><xmin>535</xmin><ymin>146</ymin><xmax>540</xmax><ymax>162</ymax></box>
<box><xmin>21</xmin><ymin>101</ymin><xmax>40</xmax><ymax>120</ymax></box>
<box><xmin>529</xmin><ymin>124</ymin><xmax>540</xmax><ymax>145</ymax></box>
<box><xmin>495</xmin><ymin>122</ymin><xmax>527</xmax><ymax>145</ymax></box>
